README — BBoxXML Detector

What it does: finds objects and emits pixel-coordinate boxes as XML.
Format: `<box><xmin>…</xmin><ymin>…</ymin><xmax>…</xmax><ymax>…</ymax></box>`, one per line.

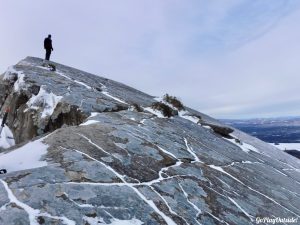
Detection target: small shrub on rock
<box><xmin>42</xmin><ymin>63</ymin><xmax>56</xmax><ymax>71</ymax></box>
<box><xmin>163</xmin><ymin>94</ymin><xmax>185</xmax><ymax>111</ymax></box>
<box><xmin>151</xmin><ymin>102</ymin><xmax>177</xmax><ymax>118</ymax></box>
<box><xmin>49</xmin><ymin>64</ymin><xmax>56</xmax><ymax>71</ymax></box>
<box><xmin>131</xmin><ymin>103</ymin><xmax>143</xmax><ymax>112</ymax></box>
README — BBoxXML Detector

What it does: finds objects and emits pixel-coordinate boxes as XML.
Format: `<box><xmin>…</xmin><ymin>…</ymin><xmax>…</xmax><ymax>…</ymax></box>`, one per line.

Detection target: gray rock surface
<box><xmin>0</xmin><ymin>57</ymin><xmax>300</xmax><ymax>225</ymax></box>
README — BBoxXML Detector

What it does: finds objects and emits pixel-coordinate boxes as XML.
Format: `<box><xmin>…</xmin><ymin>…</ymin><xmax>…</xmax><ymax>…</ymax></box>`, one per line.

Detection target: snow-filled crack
<box><xmin>150</xmin><ymin>186</ymin><xmax>189</xmax><ymax>225</ymax></box>
<box><xmin>70</xmin><ymin>148</ymin><xmax>177</xmax><ymax>225</ymax></box>
<box><xmin>100</xmin><ymin>85</ymin><xmax>128</xmax><ymax>105</ymax></box>
<box><xmin>208</xmin><ymin>165</ymin><xmax>300</xmax><ymax>218</ymax></box>
<box><xmin>76</xmin><ymin>133</ymin><xmax>111</xmax><ymax>155</ymax></box>
<box><xmin>228</xmin><ymin>197</ymin><xmax>254</xmax><ymax>222</ymax></box>
<box><xmin>178</xmin><ymin>183</ymin><xmax>202</xmax><ymax>225</ymax></box>
<box><xmin>206</xmin><ymin>211</ymin><xmax>230</xmax><ymax>225</ymax></box>
<box><xmin>0</xmin><ymin>179</ymin><xmax>76</xmax><ymax>225</ymax></box>
<box><xmin>184</xmin><ymin>138</ymin><xmax>201</xmax><ymax>162</ymax></box>
<box><xmin>55</xmin><ymin>70</ymin><xmax>92</xmax><ymax>90</ymax></box>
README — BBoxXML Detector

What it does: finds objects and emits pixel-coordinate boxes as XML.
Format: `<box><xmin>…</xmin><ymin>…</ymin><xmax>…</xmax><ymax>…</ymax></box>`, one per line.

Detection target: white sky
<box><xmin>0</xmin><ymin>0</ymin><xmax>299</xmax><ymax>119</ymax></box>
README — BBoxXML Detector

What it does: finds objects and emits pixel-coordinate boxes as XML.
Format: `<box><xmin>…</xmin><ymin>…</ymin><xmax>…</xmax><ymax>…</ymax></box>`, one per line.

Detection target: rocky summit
<box><xmin>0</xmin><ymin>57</ymin><xmax>299</xmax><ymax>225</ymax></box>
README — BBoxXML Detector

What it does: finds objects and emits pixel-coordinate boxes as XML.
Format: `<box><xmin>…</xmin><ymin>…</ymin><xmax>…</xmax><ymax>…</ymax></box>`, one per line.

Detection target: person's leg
<box><xmin>46</xmin><ymin>50</ymin><xmax>51</xmax><ymax>60</ymax></box>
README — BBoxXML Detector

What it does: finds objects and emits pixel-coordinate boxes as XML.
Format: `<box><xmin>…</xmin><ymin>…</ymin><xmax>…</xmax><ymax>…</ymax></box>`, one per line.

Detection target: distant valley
<box><xmin>221</xmin><ymin>116</ymin><xmax>300</xmax><ymax>144</ymax></box>
<box><xmin>221</xmin><ymin>116</ymin><xmax>300</xmax><ymax>158</ymax></box>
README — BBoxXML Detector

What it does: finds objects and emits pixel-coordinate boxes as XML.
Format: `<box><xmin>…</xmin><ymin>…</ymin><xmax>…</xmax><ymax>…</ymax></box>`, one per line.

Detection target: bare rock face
<box><xmin>0</xmin><ymin>57</ymin><xmax>300</xmax><ymax>225</ymax></box>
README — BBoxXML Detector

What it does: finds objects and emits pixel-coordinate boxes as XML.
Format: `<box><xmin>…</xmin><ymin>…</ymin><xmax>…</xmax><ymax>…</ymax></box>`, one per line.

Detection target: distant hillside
<box><xmin>221</xmin><ymin>117</ymin><xmax>300</xmax><ymax>143</ymax></box>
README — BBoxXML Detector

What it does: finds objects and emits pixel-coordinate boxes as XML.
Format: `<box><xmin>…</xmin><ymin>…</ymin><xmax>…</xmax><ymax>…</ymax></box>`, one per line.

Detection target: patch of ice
<box><xmin>0</xmin><ymin>137</ymin><xmax>48</xmax><ymax>173</ymax></box>
<box><xmin>26</xmin><ymin>86</ymin><xmax>62</xmax><ymax>118</ymax></box>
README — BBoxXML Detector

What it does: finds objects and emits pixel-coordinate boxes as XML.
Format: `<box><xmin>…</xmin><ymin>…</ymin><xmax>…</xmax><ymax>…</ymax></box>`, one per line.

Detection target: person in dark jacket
<box><xmin>44</xmin><ymin>34</ymin><xmax>54</xmax><ymax>60</ymax></box>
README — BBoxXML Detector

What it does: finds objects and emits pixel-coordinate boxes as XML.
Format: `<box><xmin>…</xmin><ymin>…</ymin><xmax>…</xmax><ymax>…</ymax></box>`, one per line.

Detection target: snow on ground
<box><xmin>224</xmin><ymin>137</ymin><xmax>260</xmax><ymax>153</ymax></box>
<box><xmin>271</xmin><ymin>143</ymin><xmax>300</xmax><ymax>151</ymax></box>
<box><xmin>80</xmin><ymin>120</ymin><xmax>100</xmax><ymax>126</ymax></box>
<box><xmin>83</xmin><ymin>216</ymin><xmax>144</xmax><ymax>225</ymax></box>
<box><xmin>80</xmin><ymin>112</ymin><xmax>101</xmax><ymax>126</ymax></box>
<box><xmin>13</xmin><ymin>73</ymin><xmax>25</xmax><ymax>92</ymax></box>
<box><xmin>144</xmin><ymin>107</ymin><xmax>165</xmax><ymax>118</ymax></box>
<box><xmin>0</xmin><ymin>120</ymin><xmax>15</xmax><ymax>149</ymax></box>
<box><xmin>26</xmin><ymin>85</ymin><xmax>63</xmax><ymax>118</ymax></box>
<box><xmin>178</xmin><ymin>111</ymin><xmax>200</xmax><ymax>124</ymax></box>
<box><xmin>3</xmin><ymin>66</ymin><xmax>26</xmax><ymax>92</ymax></box>
<box><xmin>0</xmin><ymin>138</ymin><xmax>48</xmax><ymax>173</ymax></box>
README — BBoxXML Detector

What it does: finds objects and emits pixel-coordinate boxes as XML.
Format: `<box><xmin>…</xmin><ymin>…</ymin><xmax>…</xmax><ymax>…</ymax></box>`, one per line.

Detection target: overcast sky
<box><xmin>0</xmin><ymin>0</ymin><xmax>300</xmax><ymax>119</ymax></box>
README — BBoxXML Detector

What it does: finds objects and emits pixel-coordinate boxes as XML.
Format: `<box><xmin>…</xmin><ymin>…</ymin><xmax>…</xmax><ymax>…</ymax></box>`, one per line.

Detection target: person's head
<box><xmin>48</xmin><ymin>34</ymin><xmax>51</xmax><ymax>38</ymax></box>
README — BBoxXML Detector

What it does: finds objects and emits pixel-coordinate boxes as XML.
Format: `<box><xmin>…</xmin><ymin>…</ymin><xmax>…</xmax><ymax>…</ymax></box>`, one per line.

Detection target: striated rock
<box><xmin>0</xmin><ymin>57</ymin><xmax>299</xmax><ymax>225</ymax></box>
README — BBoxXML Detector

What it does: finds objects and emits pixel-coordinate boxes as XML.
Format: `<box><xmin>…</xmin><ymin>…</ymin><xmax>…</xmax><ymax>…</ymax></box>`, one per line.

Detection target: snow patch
<box><xmin>144</xmin><ymin>107</ymin><xmax>165</xmax><ymax>118</ymax></box>
<box><xmin>107</xmin><ymin>218</ymin><xmax>144</xmax><ymax>225</ymax></box>
<box><xmin>0</xmin><ymin>120</ymin><xmax>15</xmax><ymax>149</ymax></box>
<box><xmin>80</xmin><ymin>120</ymin><xmax>100</xmax><ymax>126</ymax></box>
<box><xmin>3</xmin><ymin>66</ymin><xmax>19</xmax><ymax>80</ymax></box>
<box><xmin>0</xmin><ymin>138</ymin><xmax>48</xmax><ymax>173</ymax></box>
<box><xmin>271</xmin><ymin>143</ymin><xmax>300</xmax><ymax>151</ymax></box>
<box><xmin>225</xmin><ymin>137</ymin><xmax>260</xmax><ymax>153</ymax></box>
<box><xmin>83</xmin><ymin>216</ymin><xmax>144</xmax><ymax>225</ymax></box>
<box><xmin>178</xmin><ymin>111</ymin><xmax>200</xmax><ymax>124</ymax></box>
<box><xmin>3</xmin><ymin>66</ymin><xmax>26</xmax><ymax>92</ymax></box>
<box><xmin>80</xmin><ymin>112</ymin><xmax>101</xmax><ymax>126</ymax></box>
<box><xmin>26</xmin><ymin>86</ymin><xmax>62</xmax><ymax>118</ymax></box>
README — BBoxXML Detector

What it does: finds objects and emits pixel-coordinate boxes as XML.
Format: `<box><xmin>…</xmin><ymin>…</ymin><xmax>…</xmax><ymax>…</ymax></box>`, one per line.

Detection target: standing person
<box><xmin>44</xmin><ymin>34</ymin><xmax>54</xmax><ymax>60</ymax></box>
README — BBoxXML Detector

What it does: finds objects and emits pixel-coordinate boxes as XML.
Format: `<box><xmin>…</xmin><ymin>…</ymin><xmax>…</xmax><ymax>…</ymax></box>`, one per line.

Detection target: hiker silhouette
<box><xmin>44</xmin><ymin>34</ymin><xmax>53</xmax><ymax>60</ymax></box>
